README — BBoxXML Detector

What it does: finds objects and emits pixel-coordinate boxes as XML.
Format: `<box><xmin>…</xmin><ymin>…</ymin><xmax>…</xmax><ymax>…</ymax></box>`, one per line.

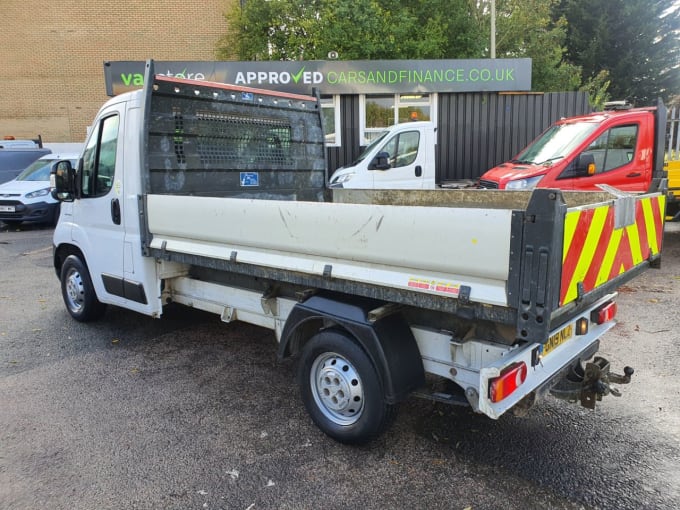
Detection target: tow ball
<box><xmin>550</xmin><ymin>356</ymin><xmax>634</xmax><ymax>409</ymax></box>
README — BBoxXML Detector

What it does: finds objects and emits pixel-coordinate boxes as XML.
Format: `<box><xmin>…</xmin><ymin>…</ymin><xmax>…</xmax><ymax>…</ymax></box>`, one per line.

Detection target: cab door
<box><xmin>70</xmin><ymin>105</ymin><xmax>130</xmax><ymax>307</ymax></box>
<box><xmin>562</xmin><ymin>123</ymin><xmax>650</xmax><ymax>192</ymax></box>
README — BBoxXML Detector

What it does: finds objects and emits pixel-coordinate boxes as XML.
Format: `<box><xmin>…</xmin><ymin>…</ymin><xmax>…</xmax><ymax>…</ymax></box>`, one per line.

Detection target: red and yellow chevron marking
<box><xmin>560</xmin><ymin>195</ymin><xmax>665</xmax><ymax>306</ymax></box>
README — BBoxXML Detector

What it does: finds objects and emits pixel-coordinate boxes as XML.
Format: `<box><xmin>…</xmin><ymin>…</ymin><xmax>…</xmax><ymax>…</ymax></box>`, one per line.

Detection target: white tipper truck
<box><xmin>51</xmin><ymin>61</ymin><xmax>666</xmax><ymax>444</ymax></box>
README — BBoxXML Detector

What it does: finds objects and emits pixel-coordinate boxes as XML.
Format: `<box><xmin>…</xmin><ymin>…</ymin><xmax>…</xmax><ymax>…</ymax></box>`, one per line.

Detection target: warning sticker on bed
<box><xmin>407</xmin><ymin>278</ymin><xmax>460</xmax><ymax>296</ymax></box>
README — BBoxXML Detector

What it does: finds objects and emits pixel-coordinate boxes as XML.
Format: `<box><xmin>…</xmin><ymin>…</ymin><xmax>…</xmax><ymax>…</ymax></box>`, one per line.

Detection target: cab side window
<box><xmin>379</xmin><ymin>131</ymin><xmax>420</xmax><ymax>168</ymax></box>
<box><xmin>583</xmin><ymin>125</ymin><xmax>637</xmax><ymax>173</ymax></box>
<box><xmin>81</xmin><ymin>114</ymin><xmax>119</xmax><ymax>197</ymax></box>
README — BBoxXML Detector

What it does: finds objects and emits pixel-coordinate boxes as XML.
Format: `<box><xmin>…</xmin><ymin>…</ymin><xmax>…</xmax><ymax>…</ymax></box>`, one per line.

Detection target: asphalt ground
<box><xmin>1</xmin><ymin>221</ymin><xmax>679</xmax><ymax>510</ymax></box>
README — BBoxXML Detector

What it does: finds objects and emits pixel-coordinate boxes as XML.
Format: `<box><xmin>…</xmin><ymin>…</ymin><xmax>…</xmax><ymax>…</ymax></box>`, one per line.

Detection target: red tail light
<box><xmin>591</xmin><ymin>301</ymin><xmax>617</xmax><ymax>325</ymax></box>
<box><xmin>488</xmin><ymin>362</ymin><xmax>528</xmax><ymax>403</ymax></box>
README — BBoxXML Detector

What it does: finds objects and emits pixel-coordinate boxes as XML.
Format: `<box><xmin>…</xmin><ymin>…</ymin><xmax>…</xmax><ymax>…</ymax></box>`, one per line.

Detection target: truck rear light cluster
<box><xmin>591</xmin><ymin>301</ymin><xmax>617</xmax><ymax>325</ymax></box>
<box><xmin>488</xmin><ymin>362</ymin><xmax>528</xmax><ymax>403</ymax></box>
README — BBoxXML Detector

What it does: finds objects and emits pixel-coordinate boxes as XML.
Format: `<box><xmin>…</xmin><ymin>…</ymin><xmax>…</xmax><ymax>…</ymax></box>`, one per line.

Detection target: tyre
<box><xmin>60</xmin><ymin>254</ymin><xmax>107</xmax><ymax>322</ymax></box>
<box><xmin>298</xmin><ymin>328</ymin><xmax>398</xmax><ymax>444</ymax></box>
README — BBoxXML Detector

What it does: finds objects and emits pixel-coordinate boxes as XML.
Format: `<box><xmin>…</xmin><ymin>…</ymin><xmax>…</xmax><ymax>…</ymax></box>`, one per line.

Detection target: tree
<box><xmin>216</xmin><ymin>0</ymin><xmax>484</xmax><ymax>61</ymax></box>
<box><xmin>216</xmin><ymin>0</ymin><xmax>582</xmax><ymax>92</ymax></box>
<box><xmin>492</xmin><ymin>0</ymin><xmax>581</xmax><ymax>91</ymax></box>
<box><xmin>579</xmin><ymin>70</ymin><xmax>612</xmax><ymax>110</ymax></box>
<box><xmin>398</xmin><ymin>0</ymin><xmax>486</xmax><ymax>59</ymax></box>
<box><xmin>557</xmin><ymin>0</ymin><xmax>680</xmax><ymax>104</ymax></box>
<box><xmin>217</xmin><ymin>0</ymin><xmax>323</xmax><ymax>60</ymax></box>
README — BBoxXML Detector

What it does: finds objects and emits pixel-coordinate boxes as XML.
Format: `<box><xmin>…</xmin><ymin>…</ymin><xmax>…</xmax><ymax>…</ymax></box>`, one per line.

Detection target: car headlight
<box><xmin>331</xmin><ymin>172</ymin><xmax>355</xmax><ymax>185</ymax></box>
<box><xmin>505</xmin><ymin>175</ymin><xmax>544</xmax><ymax>190</ymax></box>
<box><xmin>25</xmin><ymin>187</ymin><xmax>51</xmax><ymax>199</ymax></box>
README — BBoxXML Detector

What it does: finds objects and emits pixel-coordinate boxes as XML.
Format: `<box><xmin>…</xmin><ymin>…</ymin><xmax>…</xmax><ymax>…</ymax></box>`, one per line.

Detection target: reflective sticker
<box><xmin>560</xmin><ymin>195</ymin><xmax>665</xmax><ymax>305</ymax></box>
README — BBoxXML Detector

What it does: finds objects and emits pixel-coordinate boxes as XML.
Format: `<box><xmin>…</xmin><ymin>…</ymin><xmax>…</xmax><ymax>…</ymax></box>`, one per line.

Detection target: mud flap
<box><xmin>550</xmin><ymin>356</ymin><xmax>634</xmax><ymax>409</ymax></box>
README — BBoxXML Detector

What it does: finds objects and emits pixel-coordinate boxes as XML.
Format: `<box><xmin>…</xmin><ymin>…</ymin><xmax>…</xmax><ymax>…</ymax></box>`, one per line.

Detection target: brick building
<box><xmin>0</xmin><ymin>0</ymin><xmax>231</xmax><ymax>142</ymax></box>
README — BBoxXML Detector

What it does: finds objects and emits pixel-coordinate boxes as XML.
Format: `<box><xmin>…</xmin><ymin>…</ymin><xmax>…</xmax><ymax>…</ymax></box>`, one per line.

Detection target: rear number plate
<box><xmin>543</xmin><ymin>324</ymin><xmax>574</xmax><ymax>357</ymax></box>
<box><xmin>0</xmin><ymin>205</ymin><xmax>15</xmax><ymax>212</ymax></box>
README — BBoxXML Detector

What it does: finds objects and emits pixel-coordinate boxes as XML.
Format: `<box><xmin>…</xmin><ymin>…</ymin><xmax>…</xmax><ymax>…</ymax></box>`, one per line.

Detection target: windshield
<box><xmin>16</xmin><ymin>158</ymin><xmax>76</xmax><ymax>181</ymax></box>
<box><xmin>513</xmin><ymin>122</ymin><xmax>599</xmax><ymax>165</ymax></box>
<box><xmin>347</xmin><ymin>131</ymin><xmax>390</xmax><ymax>167</ymax></box>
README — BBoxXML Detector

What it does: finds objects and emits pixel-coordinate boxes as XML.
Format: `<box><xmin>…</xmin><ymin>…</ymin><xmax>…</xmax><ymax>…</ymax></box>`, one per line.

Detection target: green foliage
<box><xmin>398</xmin><ymin>0</ymin><xmax>486</xmax><ymax>58</ymax></box>
<box><xmin>493</xmin><ymin>0</ymin><xmax>581</xmax><ymax>91</ymax></box>
<box><xmin>217</xmin><ymin>0</ymin><xmax>324</xmax><ymax>60</ymax></box>
<box><xmin>365</xmin><ymin>101</ymin><xmax>392</xmax><ymax>128</ymax></box>
<box><xmin>311</xmin><ymin>0</ymin><xmax>428</xmax><ymax>60</ymax></box>
<box><xmin>579</xmin><ymin>70</ymin><xmax>611</xmax><ymax>110</ymax></box>
<box><xmin>216</xmin><ymin>0</ymin><xmax>484</xmax><ymax>61</ymax></box>
<box><xmin>216</xmin><ymin>0</ymin><xmax>588</xmax><ymax>92</ymax></box>
<box><xmin>557</xmin><ymin>0</ymin><xmax>680</xmax><ymax>104</ymax></box>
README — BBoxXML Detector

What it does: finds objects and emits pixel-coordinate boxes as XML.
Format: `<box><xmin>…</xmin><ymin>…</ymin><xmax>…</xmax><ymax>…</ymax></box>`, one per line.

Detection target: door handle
<box><xmin>111</xmin><ymin>198</ymin><xmax>121</xmax><ymax>225</ymax></box>
<box><xmin>415</xmin><ymin>165</ymin><xmax>422</xmax><ymax>177</ymax></box>
<box><xmin>626</xmin><ymin>172</ymin><xmax>642</xmax><ymax>178</ymax></box>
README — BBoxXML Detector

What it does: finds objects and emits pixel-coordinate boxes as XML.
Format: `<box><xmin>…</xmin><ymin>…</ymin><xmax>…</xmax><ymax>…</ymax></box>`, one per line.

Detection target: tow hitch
<box><xmin>550</xmin><ymin>357</ymin><xmax>634</xmax><ymax>409</ymax></box>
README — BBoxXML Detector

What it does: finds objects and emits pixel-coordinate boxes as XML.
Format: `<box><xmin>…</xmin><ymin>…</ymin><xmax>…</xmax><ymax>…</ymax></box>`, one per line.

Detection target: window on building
<box><xmin>321</xmin><ymin>95</ymin><xmax>341</xmax><ymax>147</ymax></box>
<box><xmin>361</xmin><ymin>93</ymin><xmax>433</xmax><ymax>144</ymax></box>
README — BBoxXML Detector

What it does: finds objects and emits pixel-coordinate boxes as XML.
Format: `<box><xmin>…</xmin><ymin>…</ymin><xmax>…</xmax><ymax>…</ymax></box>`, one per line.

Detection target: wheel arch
<box><xmin>279</xmin><ymin>293</ymin><xmax>425</xmax><ymax>404</ymax></box>
<box><xmin>53</xmin><ymin>242</ymin><xmax>86</xmax><ymax>279</ymax></box>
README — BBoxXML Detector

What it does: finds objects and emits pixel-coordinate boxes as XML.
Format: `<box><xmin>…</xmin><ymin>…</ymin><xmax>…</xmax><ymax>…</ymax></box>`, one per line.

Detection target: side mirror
<box><xmin>50</xmin><ymin>160</ymin><xmax>76</xmax><ymax>202</ymax></box>
<box><xmin>575</xmin><ymin>153</ymin><xmax>597</xmax><ymax>176</ymax></box>
<box><xmin>368</xmin><ymin>151</ymin><xmax>391</xmax><ymax>171</ymax></box>
<box><xmin>560</xmin><ymin>153</ymin><xmax>597</xmax><ymax>180</ymax></box>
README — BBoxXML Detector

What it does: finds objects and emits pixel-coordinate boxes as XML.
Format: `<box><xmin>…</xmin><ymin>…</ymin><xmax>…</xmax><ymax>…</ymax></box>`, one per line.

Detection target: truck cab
<box><xmin>52</xmin><ymin>88</ymin><xmax>162</xmax><ymax>318</ymax></box>
<box><xmin>479</xmin><ymin>104</ymin><xmax>663</xmax><ymax>192</ymax></box>
<box><xmin>329</xmin><ymin>122</ymin><xmax>436</xmax><ymax>189</ymax></box>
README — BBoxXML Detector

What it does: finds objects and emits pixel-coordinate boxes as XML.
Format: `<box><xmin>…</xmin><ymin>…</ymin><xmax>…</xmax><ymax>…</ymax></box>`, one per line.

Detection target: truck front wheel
<box><xmin>298</xmin><ymin>329</ymin><xmax>397</xmax><ymax>444</ymax></box>
<box><xmin>60</xmin><ymin>255</ymin><xmax>107</xmax><ymax>322</ymax></box>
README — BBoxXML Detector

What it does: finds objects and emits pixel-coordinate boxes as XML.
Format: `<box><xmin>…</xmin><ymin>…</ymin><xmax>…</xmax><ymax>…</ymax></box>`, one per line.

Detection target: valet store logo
<box><xmin>118</xmin><ymin>68</ymin><xmax>208</xmax><ymax>88</ymax></box>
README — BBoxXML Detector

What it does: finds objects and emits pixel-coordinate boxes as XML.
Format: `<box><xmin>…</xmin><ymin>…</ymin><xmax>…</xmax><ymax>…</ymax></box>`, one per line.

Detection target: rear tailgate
<box><xmin>560</xmin><ymin>193</ymin><xmax>665</xmax><ymax>306</ymax></box>
<box><xmin>514</xmin><ymin>189</ymin><xmax>665</xmax><ymax>344</ymax></box>
<box><xmin>472</xmin><ymin>190</ymin><xmax>664</xmax><ymax>419</ymax></box>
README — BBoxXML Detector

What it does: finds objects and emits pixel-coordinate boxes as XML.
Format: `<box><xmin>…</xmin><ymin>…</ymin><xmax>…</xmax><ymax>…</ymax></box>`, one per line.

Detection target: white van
<box><xmin>329</xmin><ymin>122</ymin><xmax>437</xmax><ymax>189</ymax></box>
<box><xmin>0</xmin><ymin>152</ymin><xmax>80</xmax><ymax>226</ymax></box>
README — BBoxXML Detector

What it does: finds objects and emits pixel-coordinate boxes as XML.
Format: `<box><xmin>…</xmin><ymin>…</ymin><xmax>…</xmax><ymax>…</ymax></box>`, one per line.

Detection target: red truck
<box><xmin>478</xmin><ymin>100</ymin><xmax>671</xmax><ymax>209</ymax></box>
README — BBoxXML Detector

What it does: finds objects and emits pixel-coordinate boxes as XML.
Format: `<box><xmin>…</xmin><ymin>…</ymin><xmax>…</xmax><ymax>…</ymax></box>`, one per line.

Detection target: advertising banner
<box><xmin>104</xmin><ymin>59</ymin><xmax>531</xmax><ymax>96</ymax></box>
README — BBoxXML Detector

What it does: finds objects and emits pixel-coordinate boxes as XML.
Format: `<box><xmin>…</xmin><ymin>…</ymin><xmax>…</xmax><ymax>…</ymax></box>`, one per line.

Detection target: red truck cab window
<box><xmin>568</xmin><ymin>124</ymin><xmax>638</xmax><ymax>176</ymax></box>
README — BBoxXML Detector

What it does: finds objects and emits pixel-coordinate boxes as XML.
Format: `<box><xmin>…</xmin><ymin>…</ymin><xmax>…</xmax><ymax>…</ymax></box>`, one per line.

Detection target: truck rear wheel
<box><xmin>60</xmin><ymin>254</ymin><xmax>107</xmax><ymax>322</ymax></box>
<box><xmin>298</xmin><ymin>329</ymin><xmax>397</xmax><ymax>444</ymax></box>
